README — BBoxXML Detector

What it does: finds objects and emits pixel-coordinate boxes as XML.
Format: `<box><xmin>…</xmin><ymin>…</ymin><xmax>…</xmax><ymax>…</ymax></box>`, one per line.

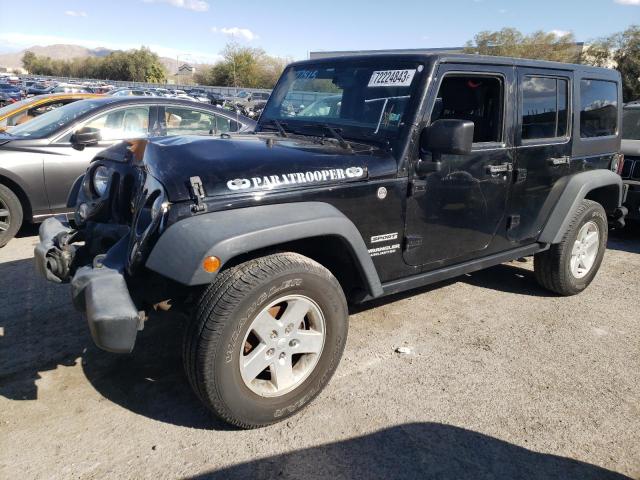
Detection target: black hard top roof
<box><xmin>290</xmin><ymin>53</ymin><xmax>619</xmax><ymax>80</ymax></box>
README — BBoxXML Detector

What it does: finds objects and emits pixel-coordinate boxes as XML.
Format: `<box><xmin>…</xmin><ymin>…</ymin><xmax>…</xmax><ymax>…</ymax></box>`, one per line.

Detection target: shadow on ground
<box><xmin>186</xmin><ymin>422</ymin><xmax>631</xmax><ymax>480</ymax></box>
<box><xmin>608</xmin><ymin>223</ymin><xmax>640</xmax><ymax>254</ymax></box>
<box><xmin>0</xmin><ymin>257</ymin><xmax>229</xmax><ymax>430</ymax></box>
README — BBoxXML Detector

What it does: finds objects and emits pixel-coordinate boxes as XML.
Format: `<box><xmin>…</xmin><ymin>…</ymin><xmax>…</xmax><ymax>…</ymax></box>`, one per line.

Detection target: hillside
<box><xmin>0</xmin><ymin>44</ymin><xmax>181</xmax><ymax>75</ymax></box>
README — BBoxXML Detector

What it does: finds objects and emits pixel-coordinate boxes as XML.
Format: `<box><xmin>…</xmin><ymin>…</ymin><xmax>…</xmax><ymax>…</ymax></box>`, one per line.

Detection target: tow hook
<box><xmin>46</xmin><ymin>230</ymin><xmax>81</xmax><ymax>282</ymax></box>
<box><xmin>612</xmin><ymin>206</ymin><xmax>627</xmax><ymax>229</ymax></box>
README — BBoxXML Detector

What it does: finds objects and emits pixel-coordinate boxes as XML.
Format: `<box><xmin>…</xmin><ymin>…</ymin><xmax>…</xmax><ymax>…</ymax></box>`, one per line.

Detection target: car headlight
<box><xmin>92</xmin><ymin>165</ymin><xmax>110</xmax><ymax>197</ymax></box>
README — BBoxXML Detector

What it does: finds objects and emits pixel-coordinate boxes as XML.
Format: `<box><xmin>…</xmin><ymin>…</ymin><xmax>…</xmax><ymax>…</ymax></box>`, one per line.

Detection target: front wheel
<box><xmin>0</xmin><ymin>184</ymin><xmax>23</xmax><ymax>248</ymax></box>
<box><xmin>184</xmin><ymin>252</ymin><xmax>348</xmax><ymax>428</ymax></box>
<box><xmin>534</xmin><ymin>199</ymin><xmax>607</xmax><ymax>296</ymax></box>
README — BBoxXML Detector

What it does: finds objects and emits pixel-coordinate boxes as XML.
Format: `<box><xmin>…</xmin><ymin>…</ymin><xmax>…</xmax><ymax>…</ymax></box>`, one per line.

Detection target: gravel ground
<box><xmin>0</xmin><ymin>224</ymin><xmax>639</xmax><ymax>480</ymax></box>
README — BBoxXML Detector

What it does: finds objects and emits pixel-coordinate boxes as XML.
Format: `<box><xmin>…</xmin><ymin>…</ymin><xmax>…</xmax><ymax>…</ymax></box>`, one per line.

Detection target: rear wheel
<box><xmin>0</xmin><ymin>184</ymin><xmax>22</xmax><ymax>248</ymax></box>
<box><xmin>184</xmin><ymin>252</ymin><xmax>348</xmax><ymax>428</ymax></box>
<box><xmin>534</xmin><ymin>199</ymin><xmax>607</xmax><ymax>296</ymax></box>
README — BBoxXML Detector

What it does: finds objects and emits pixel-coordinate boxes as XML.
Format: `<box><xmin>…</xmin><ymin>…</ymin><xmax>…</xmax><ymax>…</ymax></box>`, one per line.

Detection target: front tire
<box><xmin>0</xmin><ymin>184</ymin><xmax>23</xmax><ymax>248</ymax></box>
<box><xmin>534</xmin><ymin>199</ymin><xmax>607</xmax><ymax>296</ymax></box>
<box><xmin>184</xmin><ymin>252</ymin><xmax>348</xmax><ymax>428</ymax></box>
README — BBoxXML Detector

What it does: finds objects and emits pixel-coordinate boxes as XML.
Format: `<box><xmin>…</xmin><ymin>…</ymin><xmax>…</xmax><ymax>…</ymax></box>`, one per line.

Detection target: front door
<box><xmin>404</xmin><ymin>65</ymin><xmax>515</xmax><ymax>266</ymax></box>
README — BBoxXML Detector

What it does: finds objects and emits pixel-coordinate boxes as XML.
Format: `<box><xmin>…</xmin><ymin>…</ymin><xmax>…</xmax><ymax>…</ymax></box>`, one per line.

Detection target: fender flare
<box><xmin>538</xmin><ymin>169</ymin><xmax>623</xmax><ymax>244</ymax></box>
<box><xmin>146</xmin><ymin>201</ymin><xmax>384</xmax><ymax>297</ymax></box>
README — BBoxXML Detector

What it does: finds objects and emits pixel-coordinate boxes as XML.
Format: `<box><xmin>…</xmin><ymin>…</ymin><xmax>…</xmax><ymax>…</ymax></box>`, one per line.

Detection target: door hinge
<box><xmin>408</xmin><ymin>179</ymin><xmax>427</xmax><ymax>197</ymax></box>
<box><xmin>404</xmin><ymin>235</ymin><xmax>423</xmax><ymax>251</ymax></box>
<box><xmin>189</xmin><ymin>176</ymin><xmax>207</xmax><ymax>213</ymax></box>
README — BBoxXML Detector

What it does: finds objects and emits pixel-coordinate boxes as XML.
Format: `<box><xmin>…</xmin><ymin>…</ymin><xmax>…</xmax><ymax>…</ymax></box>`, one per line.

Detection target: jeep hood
<box><xmin>140</xmin><ymin>134</ymin><xmax>395</xmax><ymax>202</ymax></box>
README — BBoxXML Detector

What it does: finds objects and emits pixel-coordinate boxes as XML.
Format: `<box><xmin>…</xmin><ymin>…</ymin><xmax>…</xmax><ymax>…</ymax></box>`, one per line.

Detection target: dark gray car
<box><xmin>0</xmin><ymin>96</ymin><xmax>256</xmax><ymax>246</ymax></box>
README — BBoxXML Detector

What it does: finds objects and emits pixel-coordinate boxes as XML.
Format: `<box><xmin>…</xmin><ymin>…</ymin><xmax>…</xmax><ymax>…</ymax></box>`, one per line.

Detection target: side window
<box><xmin>163</xmin><ymin>107</ymin><xmax>240</xmax><ymax>135</ymax></box>
<box><xmin>83</xmin><ymin>106</ymin><xmax>150</xmax><ymax>141</ymax></box>
<box><xmin>580</xmin><ymin>79</ymin><xmax>618</xmax><ymax>138</ymax></box>
<box><xmin>214</xmin><ymin>115</ymin><xmax>240</xmax><ymax>133</ymax></box>
<box><xmin>431</xmin><ymin>75</ymin><xmax>503</xmax><ymax>143</ymax></box>
<box><xmin>163</xmin><ymin>106</ymin><xmax>221</xmax><ymax>136</ymax></box>
<box><xmin>521</xmin><ymin>76</ymin><xmax>569</xmax><ymax>140</ymax></box>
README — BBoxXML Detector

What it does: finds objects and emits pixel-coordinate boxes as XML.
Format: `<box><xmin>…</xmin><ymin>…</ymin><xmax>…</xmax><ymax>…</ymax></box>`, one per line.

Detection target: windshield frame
<box><xmin>257</xmin><ymin>58</ymin><xmax>427</xmax><ymax>151</ymax></box>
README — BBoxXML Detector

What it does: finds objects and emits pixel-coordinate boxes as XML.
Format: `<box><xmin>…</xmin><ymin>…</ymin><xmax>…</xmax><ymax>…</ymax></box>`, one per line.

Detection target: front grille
<box><xmin>621</xmin><ymin>157</ymin><xmax>640</xmax><ymax>180</ymax></box>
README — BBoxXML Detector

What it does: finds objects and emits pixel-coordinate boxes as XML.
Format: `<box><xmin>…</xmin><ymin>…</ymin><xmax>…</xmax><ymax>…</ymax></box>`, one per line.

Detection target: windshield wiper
<box><xmin>303</xmin><ymin>123</ymin><xmax>351</xmax><ymax>151</ymax></box>
<box><xmin>261</xmin><ymin>119</ymin><xmax>288</xmax><ymax>137</ymax></box>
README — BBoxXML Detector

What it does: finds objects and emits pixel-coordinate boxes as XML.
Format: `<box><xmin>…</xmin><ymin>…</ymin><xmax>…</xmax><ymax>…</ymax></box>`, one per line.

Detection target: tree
<box><xmin>583</xmin><ymin>25</ymin><xmax>640</xmax><ymax>102</ymax></box>
<box><xmin>21</xmin><ymin>47</ymin><xmax>167</xmax><ymax>83</ymax></box>
<box><xmin>464</xmin><ymin>28</ymin><xmax>582</xmax><ymax>63</ymax></box>
<box><xmin>195</xmin><ymin>43</ymin><xmax>288</xmax><ymax>89</ymax></box>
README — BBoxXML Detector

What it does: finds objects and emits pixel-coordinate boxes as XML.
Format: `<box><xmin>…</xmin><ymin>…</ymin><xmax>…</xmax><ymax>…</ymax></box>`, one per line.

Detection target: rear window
<box><xmin>580</xmin><ymin>79</ymin><xmax>618</xmax><ymax>138</ymax></box>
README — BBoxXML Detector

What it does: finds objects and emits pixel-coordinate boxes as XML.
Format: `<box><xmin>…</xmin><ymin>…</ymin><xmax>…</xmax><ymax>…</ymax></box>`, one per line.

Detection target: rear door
<box><xmin>507</xmin><ymin>68</ymin><xmax>573</xmax><ymax>242</ymax></box>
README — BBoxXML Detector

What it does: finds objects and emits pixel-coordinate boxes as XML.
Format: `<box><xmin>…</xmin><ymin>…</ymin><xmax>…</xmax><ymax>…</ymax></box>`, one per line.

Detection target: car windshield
<box><xmin>8</xmin><ymin>98</ymin><xmax>107</xmax><ymax>138</ymax></box>
<box><xmin>260</xmin><ymin>60</ymin><xmax>423</xmax><ymax>144</ymax></box>
<box><xmin>622</xmin><ymin>107</ymin><xmax>640</xmax><ymax>140</ymax></box>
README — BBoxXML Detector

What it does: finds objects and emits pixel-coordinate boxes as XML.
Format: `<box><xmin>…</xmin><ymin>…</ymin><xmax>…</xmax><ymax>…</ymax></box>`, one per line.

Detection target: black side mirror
<box><xmin>421</xmin><ymin>119</ymin><xmax>474</xmax><ymax>156</ymax></box>
<box><xmin>71</xmin><ymin>126</ymin><xmax>101</xmax><ymax>150</ymax></box>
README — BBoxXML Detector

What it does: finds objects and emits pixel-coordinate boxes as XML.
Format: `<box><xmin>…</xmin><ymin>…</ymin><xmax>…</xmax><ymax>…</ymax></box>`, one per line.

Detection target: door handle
<box><xmin>486</xmin><ymin>163</ymin><xmax>513</xmax><ymax>175</ymax></box>
<box><xmin>549</xmin><ymin>156</ymin><xmax>571</xmax><ymax>166</ymax></box>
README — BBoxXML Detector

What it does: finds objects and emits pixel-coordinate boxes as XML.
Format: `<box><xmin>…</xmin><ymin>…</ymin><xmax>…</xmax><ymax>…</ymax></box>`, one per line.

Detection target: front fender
<box><xmin>538</xmin><ymin>170</ymin><xmax>623</xmax><ymax>244</ymax></box>
<box><xmin>146</xmin><ymin>202</ymin><xmax>383</xmax><ymax>297</ymax></box>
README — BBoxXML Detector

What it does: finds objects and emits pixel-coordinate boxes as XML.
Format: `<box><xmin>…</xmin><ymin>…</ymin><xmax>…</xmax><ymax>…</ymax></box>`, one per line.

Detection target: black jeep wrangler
<box><xmin>35</xmin><ymin>54</ymin><xmax>626</xmax><ymax>428</ymax></box>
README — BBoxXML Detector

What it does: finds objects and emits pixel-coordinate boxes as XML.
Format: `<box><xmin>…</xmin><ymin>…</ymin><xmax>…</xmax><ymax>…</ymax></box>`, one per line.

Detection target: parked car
<box><xmin>621</xmin><ymin>100</ymin><xmax>640</xmax><ymax>223</ymax></box>
<box><xmin>0</xmin><ymin>93</ymin><xmax>100</xmax><ymax>131</ymax></box>
<box><xmin>0</xmin><ymin>96</ymin><xmax>255</xmax><ymax>246</ymax></box>
<box><xmin>50</xmin><ymin>84</ymin><xmax>92</xmax><ymax>94</ymax></box>
<box><xmin>0</xmin><ymin>83</ymin><xmax>22</xmax><ymax>105</ymax></box>
<box><xmin>34</xmin><ymin>54</ymin><xmax>625</xmax><ymax>429</ymax></box>
<box><xmin>108</xmin><ymin>88</ymin><xmax>156</xmax><ymax>97</ymax></box>
<box><xmin>233</xmin><ymin>90</ymin><xmax>271</xmax><ymax>109</ymax></box>
<box><xmin>26</xmin><ymin>82</ymin><xmax>55</xmax><ymax>96</ymax></box>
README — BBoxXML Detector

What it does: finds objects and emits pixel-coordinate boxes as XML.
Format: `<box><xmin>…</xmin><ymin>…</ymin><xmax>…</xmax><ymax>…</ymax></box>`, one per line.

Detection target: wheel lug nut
<box><xmin>285</xmin><ymin>323</ymin><xmax>294</xmax><ymax>334</ymax></box>
<box><xmin>279</xmin><ymin>352</ymin><xmax>286</xmax><ymax>360</ymax></box>
<box><xmin>266</xmin><ymin>348</ymin><xmax>275</xmax><ymax>357</ymax></box>
<box><xmin>270</xmin><ymin>330</ymin><xmax>278</xmax><ymax>339</ymax></box>
<box><xmin>289</xmin><ymin>339</ymin><xmax>299</xmax><ymax>348</ymax></box>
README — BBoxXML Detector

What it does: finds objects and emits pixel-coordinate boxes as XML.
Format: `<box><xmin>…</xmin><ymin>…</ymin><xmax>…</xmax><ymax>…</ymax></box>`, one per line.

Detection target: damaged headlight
<box><xmin>92</xmin><ymin>165</ymin><xmax>110</xmax><ymax>197</ymax></box>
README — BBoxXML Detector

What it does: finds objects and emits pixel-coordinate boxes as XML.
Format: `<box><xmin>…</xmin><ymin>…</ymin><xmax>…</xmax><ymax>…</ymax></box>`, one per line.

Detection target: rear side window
<box><xmin>521</xmin><ymin>76</ymin><xmax>569</xmax><ymax>140</ymax></box>
<box><xmin>580</xmin><ymin>79</ymin><xmax>618</xmax><ymax>138</ymax></box>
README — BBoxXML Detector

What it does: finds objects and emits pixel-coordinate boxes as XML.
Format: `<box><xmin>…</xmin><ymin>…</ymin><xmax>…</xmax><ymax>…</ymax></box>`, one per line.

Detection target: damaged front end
<box><xmin>34</xmin><ymin>140</ymin><xmax>175</xmax><ymax>353</ymax></box>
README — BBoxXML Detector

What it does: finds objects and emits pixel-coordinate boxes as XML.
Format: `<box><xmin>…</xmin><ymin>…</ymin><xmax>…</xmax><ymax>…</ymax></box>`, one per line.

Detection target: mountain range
<box><xmin>0</xmin><ymin>44</ymin><xmax>187</xmax><ymax>74</ymax></box>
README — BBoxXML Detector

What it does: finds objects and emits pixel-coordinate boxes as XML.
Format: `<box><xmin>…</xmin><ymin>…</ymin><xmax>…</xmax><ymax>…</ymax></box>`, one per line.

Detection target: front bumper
<box><xmin>35</xmin><ymin>217</ymin><xmax>142</xmax><ymax>353</ymax></box>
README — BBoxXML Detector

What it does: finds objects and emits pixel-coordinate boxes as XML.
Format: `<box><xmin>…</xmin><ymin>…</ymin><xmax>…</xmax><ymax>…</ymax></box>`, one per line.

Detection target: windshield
<box><xmin>259</xmin><ymin>61</ymin><xmax>423</xmax><ymax>143</ymax></box>
<box><xmin>8</xmin><ymin>98</ymin><xmax>107</xmax><ymax>138</ymax></box>
<box><xmin>623</xmin><ymin>107</ymin><xmax>640</xmax><ymax>140</ymax></box>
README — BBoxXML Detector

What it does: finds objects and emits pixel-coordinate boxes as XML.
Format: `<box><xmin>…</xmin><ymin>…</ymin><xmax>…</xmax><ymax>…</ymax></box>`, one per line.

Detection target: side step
<box><xmin>378</xmin><ymin>243</ymin><xmax>547</xmax><ymax>299</ymax></box>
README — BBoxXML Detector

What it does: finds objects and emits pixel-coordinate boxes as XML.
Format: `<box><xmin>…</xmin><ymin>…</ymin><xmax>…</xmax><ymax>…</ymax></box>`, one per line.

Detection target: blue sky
<box><xmin>0</xmin><ymin>0</ymin><xmax>638</xmax><ymax>63</ymax></box>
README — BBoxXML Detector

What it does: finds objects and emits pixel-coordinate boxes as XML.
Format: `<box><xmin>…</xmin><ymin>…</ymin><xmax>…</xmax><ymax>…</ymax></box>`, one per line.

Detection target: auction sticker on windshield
<box><xmin>368</xmin><ymin>69</ymin><xmax>416</xmax><ymax>88</ymax></box>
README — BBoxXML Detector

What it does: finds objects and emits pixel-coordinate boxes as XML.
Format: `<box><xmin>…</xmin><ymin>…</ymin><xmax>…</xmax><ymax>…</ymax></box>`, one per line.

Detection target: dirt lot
<box><xmin>0</xmin><ymin>225</ymin><xmax>639</xmax><ymax>480</ymax></box>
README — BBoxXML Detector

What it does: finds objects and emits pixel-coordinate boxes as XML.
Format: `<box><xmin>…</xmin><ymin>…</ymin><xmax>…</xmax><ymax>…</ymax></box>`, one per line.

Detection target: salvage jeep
<box><xmin>35</xmin><ymin>54</ymin><xmax>626</xmax><ymax>428</ymax></box>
